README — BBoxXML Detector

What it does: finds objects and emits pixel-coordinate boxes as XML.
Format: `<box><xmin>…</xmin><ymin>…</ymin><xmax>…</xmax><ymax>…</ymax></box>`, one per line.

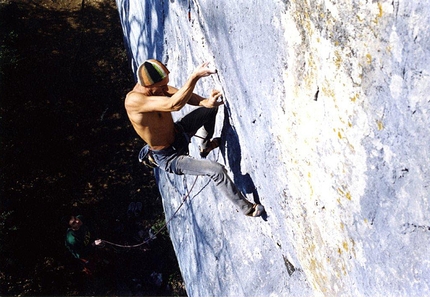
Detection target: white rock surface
<box><xmin>116</xmin><ymin>0</ymin><xmax>430</xmax><ymax>296</ymax></box>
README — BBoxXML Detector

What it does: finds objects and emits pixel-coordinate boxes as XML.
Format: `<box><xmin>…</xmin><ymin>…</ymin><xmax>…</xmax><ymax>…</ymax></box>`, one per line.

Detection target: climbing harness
<box><xmin>96</xmin><ymin>175</ymin><xmax>199</xmax><ymax>249</ymax></box>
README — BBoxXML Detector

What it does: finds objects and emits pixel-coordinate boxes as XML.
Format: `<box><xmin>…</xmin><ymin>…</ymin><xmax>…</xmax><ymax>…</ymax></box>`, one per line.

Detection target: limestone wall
<box><xmin>116</xmin><ymin>0</ymin><xmax>430</xmax><ymax>295</ymax></box>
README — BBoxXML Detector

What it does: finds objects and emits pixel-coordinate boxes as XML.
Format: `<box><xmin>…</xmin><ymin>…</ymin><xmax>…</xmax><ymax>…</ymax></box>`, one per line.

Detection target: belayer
<box><xmin>125</xmin><ymin>59</ymin><xmax>264</xmax><ymax>217</ymax></box>
<box><xmin>65</xmin><ymin>215</ymin><xmax>98</xmax><ymax>274</ymax></box>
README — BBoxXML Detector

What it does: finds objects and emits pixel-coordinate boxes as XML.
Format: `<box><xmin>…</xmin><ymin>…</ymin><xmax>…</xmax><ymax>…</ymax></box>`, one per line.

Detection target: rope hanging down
<box><xmin>97</xmin><ymin>175</ymin><xmax>199</xmax><ymax>249</ymax></box>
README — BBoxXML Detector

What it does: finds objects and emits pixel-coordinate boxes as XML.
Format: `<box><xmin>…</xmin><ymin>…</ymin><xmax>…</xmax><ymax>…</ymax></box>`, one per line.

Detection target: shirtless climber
<box><xmin>125</xmin><ymin>59</ymin><xmax>264</xmax><ymax>217</ymax></box>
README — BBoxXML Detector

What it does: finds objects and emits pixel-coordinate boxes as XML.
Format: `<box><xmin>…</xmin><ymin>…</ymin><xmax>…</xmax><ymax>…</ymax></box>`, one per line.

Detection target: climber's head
<box><xmin>137</xmin><ymin>59</ymin><xmax>170</xmax><ymax>87</ymax></box>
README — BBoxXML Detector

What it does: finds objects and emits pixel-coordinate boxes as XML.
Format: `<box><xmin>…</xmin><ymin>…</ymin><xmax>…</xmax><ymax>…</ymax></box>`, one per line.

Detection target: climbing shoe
<box><xmin>200</xmin><ymin>137</ymin><xmax>221</xmax><ymax>158</ymax></box>
<box><xmin>246</xmin><ymin>204</ymin><xmax>265</xmax><ymax>217</ymax></box>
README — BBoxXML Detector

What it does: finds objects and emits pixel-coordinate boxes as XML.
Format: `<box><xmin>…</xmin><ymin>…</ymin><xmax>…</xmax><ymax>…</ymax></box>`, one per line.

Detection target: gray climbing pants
<box><xmin>150</xmin><ymin>107</ymin><xmax>254</xmax><ymax>214</ymax></box>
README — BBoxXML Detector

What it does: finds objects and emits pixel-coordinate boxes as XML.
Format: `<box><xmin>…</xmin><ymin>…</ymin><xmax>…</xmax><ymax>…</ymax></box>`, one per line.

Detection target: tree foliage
<box><xmin>0</xmin><ymin>0</ymin><xmax>185</xmax><ymax>295</ymax></box>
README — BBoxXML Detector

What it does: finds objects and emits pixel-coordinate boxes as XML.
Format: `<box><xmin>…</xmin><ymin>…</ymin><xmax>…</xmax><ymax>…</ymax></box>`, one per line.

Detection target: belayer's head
<box><xmin>68</xmin><ymin>216</ymin><xmax>83</xmax><ymax>231</ymax></box>
<box><xmin>137</xmin><ymin>59</ymin><xmax>170</xmax><ymax>87</ymax></box>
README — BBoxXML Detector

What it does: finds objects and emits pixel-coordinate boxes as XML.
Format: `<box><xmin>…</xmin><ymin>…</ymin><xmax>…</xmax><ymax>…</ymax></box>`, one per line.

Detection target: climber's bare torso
<box><xmin>125</xmin><ymin>63</ymin><xmax>223</xmax><ymax>150</ymax></box>
<box><xmin>125</xmin><ymin>78</ymin><xmax>177</xmax><ymax>150</ymax></box>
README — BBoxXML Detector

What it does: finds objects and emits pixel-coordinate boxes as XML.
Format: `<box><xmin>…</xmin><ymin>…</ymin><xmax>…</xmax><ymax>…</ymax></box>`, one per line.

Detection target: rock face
<box><xmin>116</xmin><ymin>0</ymin><xmax>430</xmax><ymax>296</ymax></box>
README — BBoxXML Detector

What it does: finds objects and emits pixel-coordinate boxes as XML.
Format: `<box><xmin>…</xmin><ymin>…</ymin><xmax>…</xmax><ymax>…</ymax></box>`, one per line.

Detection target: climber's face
<box><xmin>147</xmin><ymin>76</ymin><xmax>169</xmax><ymax>96</ymax></box>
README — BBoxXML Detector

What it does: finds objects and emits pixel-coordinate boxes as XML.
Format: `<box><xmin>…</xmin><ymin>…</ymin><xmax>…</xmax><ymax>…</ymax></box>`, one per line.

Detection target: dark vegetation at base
<box><xmin>0</xmin><ymin>0</ymin><xmax>185</xmax><ymax>295</ymax></box>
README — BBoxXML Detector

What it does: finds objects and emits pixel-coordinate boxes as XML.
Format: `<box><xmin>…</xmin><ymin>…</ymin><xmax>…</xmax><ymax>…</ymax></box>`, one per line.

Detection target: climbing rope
<box><xmin>97</xmin><ymin>175</ymin><xmax>199</xmax><ymax>249</ymax></box>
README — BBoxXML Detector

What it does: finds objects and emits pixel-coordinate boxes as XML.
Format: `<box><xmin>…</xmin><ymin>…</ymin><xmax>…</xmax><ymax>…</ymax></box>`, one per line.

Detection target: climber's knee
<box><xmin>208</xmin><ymin>162</ymin><xmax>227</xmax><ymax>183</ymax></box>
